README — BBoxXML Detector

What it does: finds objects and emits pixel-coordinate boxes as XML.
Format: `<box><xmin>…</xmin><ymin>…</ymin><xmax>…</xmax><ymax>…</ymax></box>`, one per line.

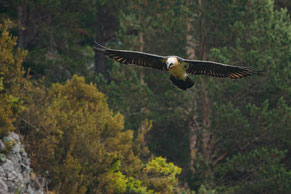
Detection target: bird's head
<box><xmin>166</xmin><ymin>57</ymin><xmax>178</xmax><ymax>70</ymax></box>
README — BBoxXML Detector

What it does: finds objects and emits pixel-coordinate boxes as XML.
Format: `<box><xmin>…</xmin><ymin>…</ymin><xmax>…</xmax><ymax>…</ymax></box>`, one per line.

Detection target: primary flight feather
<box><xmin>94</xmin><ymin>42</ymin><xmax>259</xmax><ymax>90</ymax></box>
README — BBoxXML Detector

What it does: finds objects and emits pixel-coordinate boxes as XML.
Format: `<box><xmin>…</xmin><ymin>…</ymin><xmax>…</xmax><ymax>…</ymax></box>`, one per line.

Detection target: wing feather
<box><xmin>183</xmin><ymin>59</ymin><xmax>259</xmax><ymax>79</ymax></box>
<box><xmin>95</xmin><ymin>43</ymin><xmax>167</xmax><ymax>71</ymax></box>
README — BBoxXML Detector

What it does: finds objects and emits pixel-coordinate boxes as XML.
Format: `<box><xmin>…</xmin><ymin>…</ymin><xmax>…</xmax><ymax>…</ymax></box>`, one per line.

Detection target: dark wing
<box><xmin>183</xmin><ymin>59</ymin><xmax>258</xmax><ymax>79</ymax></box>
<box><xmin>94</xmin><ymin>42</ymin><xmax>167</xmax><ymax>71</ymax></box>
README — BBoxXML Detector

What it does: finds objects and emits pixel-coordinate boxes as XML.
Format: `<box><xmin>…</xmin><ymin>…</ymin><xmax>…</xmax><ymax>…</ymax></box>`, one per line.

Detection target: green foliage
<box><xmin>197</xmin><ymin>0</ymin><xmax>291</xmax><ymax>191</ymax></box>
<box><xmin>21</xmin><ymin>75</ymin><xmax>136</xmax><ymax>193</ymax></box>
<box><xmin>212</xmin><ymin>97</ymin><xmax>290</xmax><ymax>156</ymax></box>
<box><xmin>19</xmin><ymin>75</ymin><xmax>182</xmax><ymax>193</ymax></box>
<box><xmin>0</xmin><ymin>20</ymin><xmax>27</xmax><ymax>137</ymax></box>
<box><xmin>96</xmin><ymin>61</ymin><xmax>153</xmax><ymax>130</ymax></box>
<box><xmin>143</xmin><ymin>156</ymin><xmax>182</xmax><ymax>193</ymax></box>
<box><xmin>248</xmin><ymin>98</ymin><xmax>291</xmax><ymax>150</ymax></box>
<box><xmin>0</xmin><ymin>21</ymin><xmax>183</xmax><ymax>193</ymax></box>
<box><xmin>127</xmin><ymin>177</ymin><xmax>149</xmax><ymax>194</ymax></box>
<box><xmin>145</xmin><ymin>156</ymin><xmax>182</xmax><ymax>180</ymax></box>
<box><xmin>134</xmin><ymin>120</ymin><xmax>152</xmax><ymax>159</ymax></box>
<box><xmin>99</xmin><ymin>171</ymin><xmax>151</xmax><ymax>194</ymax></box>
<box><xmin>3</xmin><ymin>0</ymin><xmax>98</xmax><ymax>83</ymax></box>
<box><xmin>98</xmin><ymin>157</ymin><xmax>150</xmax><ymax>193</ymax></box>
<box><xmin>208</xmin><ymin>0</ymin><xmax>291</xmax><ymax>105</ymax></box>
<box><xmin>195</xmin><ymin>185</ymin><xmax>216</xmax><ymax>194</ymax></box>
<box><xmin>1</xmin><ymin>0</ymin><xmax>291</xmax><ymax>193</ymax></box>
<box><xmin>215</xmin><ymin>148</ymin><xmax>291</xmax><ymax>193</ymax></box>
<box><xmin>99</xmin><ymin>171</ymin><xmax>128</xmax><ymax>193</ymax></box>
<box><xmin>97</xmin><ymin>1</ymin><xmax>291</xmax><ymax>192</ymax></box>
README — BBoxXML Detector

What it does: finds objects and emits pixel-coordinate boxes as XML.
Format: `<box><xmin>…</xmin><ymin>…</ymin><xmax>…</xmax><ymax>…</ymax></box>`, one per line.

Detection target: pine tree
<box><xmin>0</xmin><ymin>20</ymin><xmax>27</xmax><ymax>137</ymax></box>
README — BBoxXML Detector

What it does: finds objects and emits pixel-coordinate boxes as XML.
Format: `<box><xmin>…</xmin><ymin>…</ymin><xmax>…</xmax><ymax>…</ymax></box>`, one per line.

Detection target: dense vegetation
<box><xmin>0</xmin><ymin>0</ymin><xmax>290</xmax><ymax>193</ymax></box>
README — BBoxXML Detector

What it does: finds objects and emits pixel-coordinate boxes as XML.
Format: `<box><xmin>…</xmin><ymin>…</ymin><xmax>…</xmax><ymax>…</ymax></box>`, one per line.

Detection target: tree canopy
<box><xmin>0</xmin><ymin>0</ymin><xmax>290</xmax><ymax>193</ymax></box>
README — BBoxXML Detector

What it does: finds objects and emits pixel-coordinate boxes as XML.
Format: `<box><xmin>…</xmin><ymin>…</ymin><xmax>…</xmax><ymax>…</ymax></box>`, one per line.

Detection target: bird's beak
<box><xmin>167</xmin><ymin>63</ymin><xmax>173</xmax><ymax>70</ymax></box>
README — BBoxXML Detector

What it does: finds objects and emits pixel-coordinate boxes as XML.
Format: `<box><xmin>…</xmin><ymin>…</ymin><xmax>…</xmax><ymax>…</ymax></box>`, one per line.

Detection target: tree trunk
<box><xmin>200</xmin><ymin>79</ymin><xmax>212</xmax><ymax>166</ymax></box>
<box><xmin>17</xmin><ymin>1</ymin><xmax>40</xmax><ymax>50</ymax></box>
<box><xmin>17</xmin><ymin>0</ymin><xmax>27</xmax><ymax>49</ymax></box>
<box><xmin>186</xmin><ymin>17</ymin><xmax>196</xmax><ymax>59</ymax></box>
<box><xmin>198</xmin><ymin>0</ymin><xmax>213</xmax><ymax>177</ymax></box>
<box><xmin>187</xmin><ymin>0</ymin><xmax>213</xmax><ymax>177</ymax></box>
<box><xmin>186</xmin><ymin>8</ymin><xmax>199</xmax><ymax>174</ymax></box>
<box><xmin>94</xmin><ymin>7</ymin><xmax>106</xmax><ymax>74</ymax></box>
<box><xmin>189</xmin><ymin>100</ymin><xmax>200</xmax><ymax>174</ymax></box>
<box><xmin>94</xmin><ymin>4</ymin><xmax>119</xmax><ymax>74</ymax></box>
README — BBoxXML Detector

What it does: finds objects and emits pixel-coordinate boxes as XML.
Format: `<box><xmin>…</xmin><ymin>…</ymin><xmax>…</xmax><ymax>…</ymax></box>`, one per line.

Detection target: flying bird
<box><xmin>94</xmin><ymin>42</ymin><xmax>259</xmax><ymax>90</ymax></box>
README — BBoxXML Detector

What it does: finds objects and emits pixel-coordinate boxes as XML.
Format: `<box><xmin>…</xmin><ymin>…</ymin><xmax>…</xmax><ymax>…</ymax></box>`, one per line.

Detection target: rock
<box><xmin>0</xmin><ymin>140</ymin><xmax>5</xmax><ymax>151</ymax></box>
<box><xmin>0</xmin><ymin>132</ymin><xmax>43</xmax><ymax>194</ymax></box>
<box><xmin>0</xmin><ymin>178</ymin><xmax>8</xmax><ymax>193</ymax></box>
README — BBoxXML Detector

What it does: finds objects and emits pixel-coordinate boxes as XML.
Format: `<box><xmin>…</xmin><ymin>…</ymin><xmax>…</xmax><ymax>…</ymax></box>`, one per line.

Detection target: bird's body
<box><xmin>167</xmin><ymin>57</ymin><xmax>187</xmax><ymax>80</ymax></box>
<box><xmin>169</xmin><ymin>63</ymin><xmax>186</xmax><ymax>80</ymax></box>
<box><xmin>94</xmin><ymin>42</ymin><xmax>260</xmax><ymax>90</ymax></box>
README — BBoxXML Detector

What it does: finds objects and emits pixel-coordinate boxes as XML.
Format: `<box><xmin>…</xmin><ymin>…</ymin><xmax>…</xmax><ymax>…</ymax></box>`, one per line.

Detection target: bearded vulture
<box><xmin>94</xmin><ymin>42</ymin><xmax>260</xmax><ymax>90</ymax></box>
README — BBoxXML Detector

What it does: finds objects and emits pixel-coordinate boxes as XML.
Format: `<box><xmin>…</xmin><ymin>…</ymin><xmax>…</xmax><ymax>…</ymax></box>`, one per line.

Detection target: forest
<box><xmin>0</xmin><ymin>0</ymin><xmax>290</xmax><ymax>193</ymax></box>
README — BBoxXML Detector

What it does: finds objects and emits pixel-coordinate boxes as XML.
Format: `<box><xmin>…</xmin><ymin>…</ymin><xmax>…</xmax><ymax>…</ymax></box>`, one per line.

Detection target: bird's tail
<box><xmin>170</xmin><ymin>75</ymin><xmax>194</xmax><ymax>90</ymax></box>
<box><xmin>94</xmin><ymin>41</ymin><xmax>107</xmax><ymax>53</ymax></box>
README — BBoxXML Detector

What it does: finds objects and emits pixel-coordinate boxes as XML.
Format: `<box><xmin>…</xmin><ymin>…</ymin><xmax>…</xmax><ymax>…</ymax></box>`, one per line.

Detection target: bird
<box><xmin>94</xmin><ymin>42</ymin><xmax>259</xmax><ymax>90</ymax></box>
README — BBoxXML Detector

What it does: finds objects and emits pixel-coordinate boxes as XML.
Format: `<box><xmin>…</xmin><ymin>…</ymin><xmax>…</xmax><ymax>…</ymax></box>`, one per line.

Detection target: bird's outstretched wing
<box><xmin>183</xmin><ymin>59</ymin><xmax>259</xmax><ymax>79</ymax></box>
<box><xmin>94</xmin><ymin>42</ymin><xmax>167</xmax><ymax>71</ymax></box>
